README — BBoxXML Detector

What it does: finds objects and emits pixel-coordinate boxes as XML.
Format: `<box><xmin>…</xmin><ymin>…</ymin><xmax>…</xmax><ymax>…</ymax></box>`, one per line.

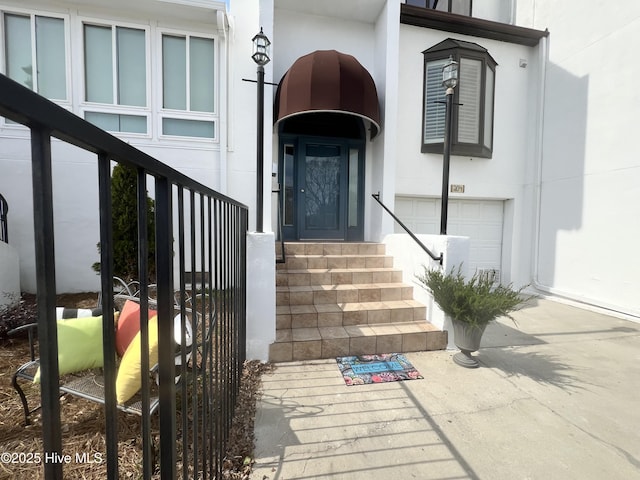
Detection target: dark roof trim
<box><xmin>400</xmin><ymin>4</ymin><xmax>548</xmax><ymax>47</ymax></box>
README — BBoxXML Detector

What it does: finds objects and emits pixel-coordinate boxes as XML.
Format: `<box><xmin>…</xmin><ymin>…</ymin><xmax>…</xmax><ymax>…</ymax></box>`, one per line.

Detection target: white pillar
<box><xmin>245</xmin><ymin>231</ymin><xmax>275</xmax><ymax>361</ymax></box>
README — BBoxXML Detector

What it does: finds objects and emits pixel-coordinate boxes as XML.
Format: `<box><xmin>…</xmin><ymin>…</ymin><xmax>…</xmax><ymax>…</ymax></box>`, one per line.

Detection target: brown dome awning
<box><xmin>275</xmin><ymin>50</ymin><xmax>381</xmax><ymax>138</ymax></box>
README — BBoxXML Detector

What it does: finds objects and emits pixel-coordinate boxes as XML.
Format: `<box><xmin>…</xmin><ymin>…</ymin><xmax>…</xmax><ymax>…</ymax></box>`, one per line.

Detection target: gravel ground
<box><xmin>0</xmin><ymin>293</ymin><xmax>269</xmax><ymax>479</ymax></box>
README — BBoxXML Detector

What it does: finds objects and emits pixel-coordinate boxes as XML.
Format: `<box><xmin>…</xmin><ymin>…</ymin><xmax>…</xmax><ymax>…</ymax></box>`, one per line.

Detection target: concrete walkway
<box><xmin>250</xmin><ymin>298</ymin><xmax>640</xmax><ymax>480</ymax></box>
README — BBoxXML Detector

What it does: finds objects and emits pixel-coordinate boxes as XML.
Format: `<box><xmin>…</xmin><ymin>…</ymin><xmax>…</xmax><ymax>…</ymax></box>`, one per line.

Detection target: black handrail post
<box><xmin>136</xmin><ymin>166</ymin><xmax>152</xmax><ymax>479</ymax></box>
<box><xmin>30</xmin><ymin>128</ymin><xmax>62</xmax><ymax>479</ymax></box>
<box><xmin>97</xmin><ymin>153</ymin><xmax>119</xmax><ymax>479</ymax></box>
<box><xmin>155</xmin><ymin>176</ymin><xmax>177</xmax><ymax>479</ymax></box>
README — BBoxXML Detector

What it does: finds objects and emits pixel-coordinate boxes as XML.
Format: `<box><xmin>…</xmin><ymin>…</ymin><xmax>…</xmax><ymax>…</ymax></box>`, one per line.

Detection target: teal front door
<box><xmin>280</xmin><ymin>137</ymin><xmax>364</xmax><ymax>241</ymax></box>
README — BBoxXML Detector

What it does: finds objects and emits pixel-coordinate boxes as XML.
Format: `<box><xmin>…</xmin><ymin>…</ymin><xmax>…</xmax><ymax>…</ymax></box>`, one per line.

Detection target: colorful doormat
<box><xmin>336</xmin><ymin>354</ymin><xmax>423</xmax><ymax>386</ymax></box>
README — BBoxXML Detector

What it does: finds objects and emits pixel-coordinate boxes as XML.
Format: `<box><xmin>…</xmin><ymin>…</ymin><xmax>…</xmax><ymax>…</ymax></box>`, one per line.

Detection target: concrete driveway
<box><xmin>250</xmin><ymin>298</ymin><xmax>640</xmax><ymax>480</ymax></box>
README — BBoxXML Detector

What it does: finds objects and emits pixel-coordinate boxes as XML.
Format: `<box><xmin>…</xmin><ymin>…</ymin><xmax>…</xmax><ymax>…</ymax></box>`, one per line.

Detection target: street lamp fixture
<box><xmin>252</xmin><ymin>27</ymin><xmax>271</xmax><ymax>66</ymax></box>
<box><xmin>440</xmin><ymin>55</ymin><xmax>458</xmax><ymax>235</ymax></box>
<box><xmin>442</xmin><ymin>56</ymin><xmax>458</xmax><ymax>90</ymax></box>
<box><xmin>252</xmin><ymin>27</ymin><xmax>271</xmax><ymax>233</ymax></box>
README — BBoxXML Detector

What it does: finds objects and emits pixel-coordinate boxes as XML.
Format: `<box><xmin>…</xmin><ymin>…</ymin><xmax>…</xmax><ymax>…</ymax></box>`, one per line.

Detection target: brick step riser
<box><xmin>277</xmin><ymin>307</ymin><xmax>427</xmax><ymax>329</ymax></box>
<box><xmin>277</xmin><ymin>255</ymin><xmax>394</xmax><ymax>270</ymax></box>
<box><xmin>283</xmin><ymin>243</ymin><xmax>386</xmax><ymax>256</ymax></box>
<box><xmin>270</xmin><ymin>327</ymin><xmax>447</xmax><ymax>362</ymax></box>
<box><xmin>276</xmin><ymin>287</ymin><xmax>415</xmax><ymax>306</ymax></box>
<box><xmin>277</xmin><ymin>270</ymin><xmax>404</xmax><ymax>287</ymax></box>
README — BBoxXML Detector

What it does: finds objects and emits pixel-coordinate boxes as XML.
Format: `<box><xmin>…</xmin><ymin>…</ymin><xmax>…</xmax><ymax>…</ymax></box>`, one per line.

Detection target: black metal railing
<box><xmin>372</xmin><ymin>192</ymin><xmax>443</xmax><ymax>265</ymax></box>
<box><xmin>0</xmin><ymin>74</ymin><xmax>248</xmax><ymax>479</ymax></box>
<box><xmin>0</xmin><ymin>193</ymin><xmax>7</xmax><ymax>243</ymax></box>
<box><xmin>273</xmin><ymin>187</ymin><xmax>286</xmax><ymax>264</ymax></box>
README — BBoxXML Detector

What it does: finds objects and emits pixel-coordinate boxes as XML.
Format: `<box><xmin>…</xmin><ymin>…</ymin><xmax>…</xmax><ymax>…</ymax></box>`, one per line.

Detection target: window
<box><xmin>422</xmin><ymin>38</ymin><xmax>496</xmax><ymax>158</ymax></box>
<box><xmin>3</xmin><ymin>13</ymin><xmax>66</xmax><ymax>100</ymax></box>
<box><xmin>161</xmin><ymin>33</ymin><xmax>215</xmax><ymax>139</ymax></box>
<box><xmin>405</xmin><ymin>0</ymin><xmax>472</xmax><ymax>16</ymax></box>
<box><xmin>83</xmin><ymin>23</ymin><xmax>148</xmax><ymax>134</ymax></box>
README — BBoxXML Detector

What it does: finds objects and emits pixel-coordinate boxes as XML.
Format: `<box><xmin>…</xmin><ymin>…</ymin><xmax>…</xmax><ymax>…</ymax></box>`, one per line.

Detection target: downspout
<box><xmin>531</xmin><ymin>34</ymin><xmax>548</xmax><ymax>294</ymax></box>
<box><xmin>509</xmin><ymin>0</ymin><xmax>517</xmax><ymax>25</ymax></box>
<box><xmin>217</xmin><ymin>10</ymin><xmax>229</xmax><ymax>194</ymax></box>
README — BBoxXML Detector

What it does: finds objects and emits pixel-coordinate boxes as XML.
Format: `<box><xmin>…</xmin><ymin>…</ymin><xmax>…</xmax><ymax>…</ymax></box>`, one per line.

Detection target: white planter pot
<box><xmin>451</xmin><ymin>318</ymin><xmax>487</xmax><ymax>368</ymax></box>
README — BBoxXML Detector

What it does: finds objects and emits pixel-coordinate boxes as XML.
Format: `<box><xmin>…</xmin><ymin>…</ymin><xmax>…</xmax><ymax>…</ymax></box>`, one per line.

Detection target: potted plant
<box><xmin>416</xmin><ymin>265</ymin><xmax>532</xmax><ymax>368</ymax></box>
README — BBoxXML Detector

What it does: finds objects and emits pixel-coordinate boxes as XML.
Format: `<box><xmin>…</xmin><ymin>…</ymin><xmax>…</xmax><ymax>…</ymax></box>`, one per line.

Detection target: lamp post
<box><xmin>252</xmin><ymin>27</ymin><xmax>271</xmax><ymax>233</ymax></box>
<box><xmin>440</xmin><ymin>56</ymin><xmax>458</xmax><ymax>235</ymax></box>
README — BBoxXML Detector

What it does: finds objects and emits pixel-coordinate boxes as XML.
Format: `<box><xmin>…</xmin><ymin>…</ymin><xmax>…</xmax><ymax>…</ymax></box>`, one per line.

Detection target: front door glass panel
<box><xmin>283</xmin><ymin>144</ymin><xmax>295</xmax><ymax>225</ymax></box>
<box><xmin>303</xmin><ymin>144</ymin><xmax>341</xmax><ymax>232</ymax></box>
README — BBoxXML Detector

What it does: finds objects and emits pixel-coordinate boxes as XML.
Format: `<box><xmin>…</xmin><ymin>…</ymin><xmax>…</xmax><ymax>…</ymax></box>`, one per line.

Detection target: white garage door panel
<box><xmin>394</xmin><ymin>197</ymin><xmax>504</xmax><ymax>275</ymax></box>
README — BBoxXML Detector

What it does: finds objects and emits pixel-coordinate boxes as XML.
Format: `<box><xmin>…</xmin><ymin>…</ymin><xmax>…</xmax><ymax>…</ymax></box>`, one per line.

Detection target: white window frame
<box><xmin>79</xmin><ymin>17</ymin><xmax>151</xmax><ymax>138</ymax></box>
<box><xmin>157</xmin><ymin>27</ymin><xmax>218</xmax><ymax>142</ymax></box>
<box><xmin>0</xmin><ymin>7</ymin><xmax>71</xmax><ymax>128</ymax></box>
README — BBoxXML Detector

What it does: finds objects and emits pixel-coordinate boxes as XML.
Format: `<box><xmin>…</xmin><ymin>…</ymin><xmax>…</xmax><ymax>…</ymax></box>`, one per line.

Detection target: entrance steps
<box><xmin>270</xmin><ymin>242</ymin><xmax>447</xmax><ymax>362</ymax></box>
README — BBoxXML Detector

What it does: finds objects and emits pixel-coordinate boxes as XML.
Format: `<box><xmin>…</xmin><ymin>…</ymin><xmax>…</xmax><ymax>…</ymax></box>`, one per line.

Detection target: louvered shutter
<box><xmin>423</xmin><ymin>59</ymin><xmax>447</xmax><ymax>144</ymax></box>
<box><xmin>457</xmin><ymin>57</ymin><xmax>481</xmax><ymax>144</ymax></box>
<box><xmin>483</xmin><ymin>66</ymin><xmax>494</xmax><ymax>149</ymax></box>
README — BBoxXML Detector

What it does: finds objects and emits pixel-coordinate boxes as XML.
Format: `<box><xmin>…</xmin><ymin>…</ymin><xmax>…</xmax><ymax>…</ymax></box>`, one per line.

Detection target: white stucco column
<box><xmin>245</xmin><ymin>231</ymin><xmax>275</xmax><ymax>361</ymax></box>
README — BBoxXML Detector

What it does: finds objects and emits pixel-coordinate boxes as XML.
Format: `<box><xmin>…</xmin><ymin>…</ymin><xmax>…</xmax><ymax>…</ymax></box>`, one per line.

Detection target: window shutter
<box><xmin>484</xmin><ymin>66</ymin><xmax>495</xmax><ymax>149</ymax></box>
<box><xmin>457</xmin><ymin>57</ymin><xmax>481</xmax><ymax>144</ymax></box>
<box><xmin>424</xmin><ymin>59</ymin><xmax>446</xmax><ymax>143</ymax></box>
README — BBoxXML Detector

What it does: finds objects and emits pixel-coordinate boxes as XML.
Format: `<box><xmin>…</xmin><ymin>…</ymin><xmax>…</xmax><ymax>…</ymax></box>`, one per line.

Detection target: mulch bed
<box><xmin>0</xmin><ymin>293</ymin><xmax>270</xmax><ymax>479</ymax></box>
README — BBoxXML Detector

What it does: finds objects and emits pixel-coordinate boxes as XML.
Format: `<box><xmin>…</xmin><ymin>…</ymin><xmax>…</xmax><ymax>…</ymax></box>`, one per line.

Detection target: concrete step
<box><xmin>276</xmin><ymin>299</ymin><xmax>426</xmax><ymax>329</ymax></box>
<box><xmin>276</xmin><ymin>283</ymin><xmax>416</xmax><ymax>306</ymax></box>
<box><xmin>269</xmin><ymin>322</ymin><xmax>447</xmax><ymax>362</ymax></box>
<box><xmin>277</xmin><ymin>253</ymin><xmax>394</xmax><ymax>270</ymax></box>
<box><xmin>283</xmin><ymin>242</ymin><xmax>386</xmax><ymax>256</ymax></box>
<box><xmin>270</xmin><ymin>242</ymin><xmax>447</xmax><ymax>362</ymax></box>
<box><xmin>276</xmin><ymin>267</ymin><xmax>404</xmax><ymax>287</ymax></box>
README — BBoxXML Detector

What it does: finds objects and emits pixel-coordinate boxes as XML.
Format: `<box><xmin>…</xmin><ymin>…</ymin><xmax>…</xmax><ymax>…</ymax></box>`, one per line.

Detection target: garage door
<box><xmin>394</xmin><ymin>196</ymin><xmax>504</xmax><ymax>279</ymax></box>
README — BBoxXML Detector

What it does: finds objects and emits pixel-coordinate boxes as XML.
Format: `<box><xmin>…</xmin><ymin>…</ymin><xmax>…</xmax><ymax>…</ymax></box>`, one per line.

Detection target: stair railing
<box><xmin>0</xmin><ymin>193</ymin><xmax>7</xmax><ymax>243</ymax></box>
<box><xmin>372</xmin><ymin>192</ymin><xmax>443</xmax><ymax>265</ymax></box>
<box><xmin>273</xmin><ymin>187</ymin><xmax>286</xmax><ymax>264</ymax></box>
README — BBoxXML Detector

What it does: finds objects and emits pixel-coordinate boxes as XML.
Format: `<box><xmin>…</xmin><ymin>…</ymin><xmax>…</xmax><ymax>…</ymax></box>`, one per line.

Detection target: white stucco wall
<box><xmin>473</xmin><ymin>0</ymin><xmax>514</xmax><ymax>24</ymax></box>
<box><xmin>271</xmin><ymin>2</ymin><xmax>395</xmax><ymax>243</ymax></box>
<box><xmin>0</xmin><ymin>133</ymin><xmax>227</xmax><ymax>293</ymax></box>
<box><xmin>395</xmin><ymin>24</ymin><xmax>542</xmax><ymax>287</ymax></box>
<box><xmin>516</xmin><ymin>0</ymin><xmax>640</xmax><ymax>318</ymax></box>
<box><xmin>383</xmin><ymin>233</ymin><xmax>470</xmax><ymax>349</ymax></box>
<box><xmin>227</xmin><ymin>0</ymin><xmax>274</xmax><ymax>233</ymax></box>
